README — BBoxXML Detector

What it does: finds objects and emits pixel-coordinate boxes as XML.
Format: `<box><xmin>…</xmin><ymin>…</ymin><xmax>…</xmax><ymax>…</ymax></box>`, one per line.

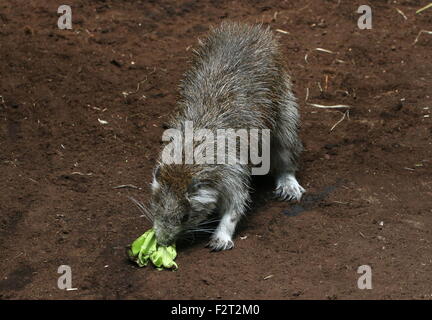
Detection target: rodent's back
<box><xmin>151</xmin><ymin>22</ymin><xmax>302</xmax><ymax>247</ymax></box>
<box><xmin>171</xmin><ymin>22</ymin><xmax>289</xmax><ymax>131</ymax></box>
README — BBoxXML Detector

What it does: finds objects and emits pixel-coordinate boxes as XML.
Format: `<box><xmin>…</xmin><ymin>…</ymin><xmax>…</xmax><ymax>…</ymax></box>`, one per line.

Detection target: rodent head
<box><xmin>150</xmin><ymin>164</ymin><xmax>218</xmax><ymax>246</ymax></box>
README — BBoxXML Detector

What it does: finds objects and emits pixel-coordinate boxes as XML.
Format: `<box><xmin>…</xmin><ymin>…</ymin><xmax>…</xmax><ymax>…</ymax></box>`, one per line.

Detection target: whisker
<box><xmin>188</xmin><ymin>227</ymin><xmax>216</xmax><ymax>231</ymax></box>
<box><xmin>190</xmin><ymin>228</ymin><xmax>216</xmax><ymax>232</ymax></box>
<box><xmin>179</xmin><ymin>235</ymin><xmax>195</xmax><ymax>244</ymax></box>
<box><xmin>128</xmin><ymin>196</ymin><xmax>154</xmax><ymax>222</ymax></box>
<box><xmin>185</xmin><ymin>229</ymin><xmax>215</xmax><ymax>234</ymax></box>
<box><xmin>196</xmin><ymin>219</ymin><xmax>221</xmax><ymax>226</ymax></box>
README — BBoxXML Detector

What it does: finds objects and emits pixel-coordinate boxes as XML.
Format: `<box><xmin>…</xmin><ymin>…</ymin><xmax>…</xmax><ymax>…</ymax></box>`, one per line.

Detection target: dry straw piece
<box><xmin>309</xmin><ymin>103</ymin><xmax>351</xmax><ymax>109</ymax></box>
<box><xmin>416</xmin><ymin>3</ymin><xmax>432</xmax><ymax>14</ymax></box>
<box><xmin>314</xmin><ymin>48</ymin><xmax>335</xmax><ymax>54</ymax></box>
<box><xmin>395</xmin><ymin>7</ymin><xmax>408</xmax><ymax>20</ymax></box>
<box><xmin>414</xmin><ymin>30</ymin><xmax>432</xmax><ymax>45</ymax></box>
<box><xmin>330</xmin><ymin>110</ymin><xmax>349</xmax><ymax>132</ymax></box>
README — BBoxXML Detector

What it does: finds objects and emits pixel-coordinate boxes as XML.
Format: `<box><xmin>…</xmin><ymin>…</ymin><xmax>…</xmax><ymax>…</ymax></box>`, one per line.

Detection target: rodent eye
<box><xmin>181</xmin><ymin>213</ymin><xmax>189</xmax><ymax>224</ymax></box>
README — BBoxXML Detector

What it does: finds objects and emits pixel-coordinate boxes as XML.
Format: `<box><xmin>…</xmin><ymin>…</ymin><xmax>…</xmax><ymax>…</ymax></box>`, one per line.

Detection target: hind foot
<box><xmin>275</xmin><ymin>173</ymin><xmax>305</xmax><ymax>201</ymax></box>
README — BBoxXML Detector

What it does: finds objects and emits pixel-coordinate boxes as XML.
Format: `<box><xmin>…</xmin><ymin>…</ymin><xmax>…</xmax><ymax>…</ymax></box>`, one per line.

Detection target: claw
<box><xmin>207</xmin><ymin>237</ymin><xmax>234</xmax><ymax>251</ymax></box>
<box><xmin>274</xmin><ymin>174</ymin><xmax>306</xmax><ymax>202</ymax></box>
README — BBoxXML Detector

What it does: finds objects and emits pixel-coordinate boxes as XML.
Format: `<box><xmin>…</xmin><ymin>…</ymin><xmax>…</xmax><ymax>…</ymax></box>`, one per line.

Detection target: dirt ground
<box><xmin>1</xmin><ymin>0</ymin><xmax>431</xmax><ymax>300</ymax></box>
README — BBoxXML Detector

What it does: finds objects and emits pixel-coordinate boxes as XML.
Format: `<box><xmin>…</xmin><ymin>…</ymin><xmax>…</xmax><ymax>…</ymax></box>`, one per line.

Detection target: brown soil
<box><xmin>1</xmin><ymin>0</ymin><xmax>431</xmax><ymax>300</ymax></box>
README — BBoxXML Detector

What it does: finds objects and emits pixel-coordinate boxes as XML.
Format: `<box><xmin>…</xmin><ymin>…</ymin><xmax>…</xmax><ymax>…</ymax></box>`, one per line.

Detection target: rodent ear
<box><xmin>187</xmin><ymin>179</ymin><xmax>218</xmax><ymax>212</ymax></box>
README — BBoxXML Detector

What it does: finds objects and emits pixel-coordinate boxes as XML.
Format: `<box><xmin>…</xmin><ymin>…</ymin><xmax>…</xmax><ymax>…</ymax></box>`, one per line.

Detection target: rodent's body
<box><xmin>148</xmin><ymin>22</ymin><xmax>305</xmax><ymax>251</ymax></box>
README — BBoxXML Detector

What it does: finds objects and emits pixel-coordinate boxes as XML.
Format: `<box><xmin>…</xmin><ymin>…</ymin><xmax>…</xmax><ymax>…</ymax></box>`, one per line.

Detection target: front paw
<box><xmin>275</xmin><ymin>175</ymin><xmax>305</xmax><ymax>201</ymax></box>
<box><xmin>207</xmin><ymin>234</ymin><xmax>234</xmax><ymax>251</ymax></box>
<box><xmin>275</xmin><ymin>184</ymin><xmax>305</xmax><ymax>201</ymax></box>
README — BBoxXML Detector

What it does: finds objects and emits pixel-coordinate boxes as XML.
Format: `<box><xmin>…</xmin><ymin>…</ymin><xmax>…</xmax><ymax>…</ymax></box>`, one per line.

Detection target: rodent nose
<box><xmin>155</xmin><ymin>232</ymin><xmax>174</xmax><ymax>246</ymax></box>
<box><xmin>158</xmin><ymin>237</ymin><xmax>174</xmax><ymax>246</ymax></box>
<box><xmin>159</xmin><ymin>240</ymin><xmax>173</xmax><ymax>247</ymax></box>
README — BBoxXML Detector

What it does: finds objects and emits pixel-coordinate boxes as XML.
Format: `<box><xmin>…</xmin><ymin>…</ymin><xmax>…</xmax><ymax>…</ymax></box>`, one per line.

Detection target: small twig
<box><xmin>305</xmin><ymin>88</ymin><xmax>309</xmax><ymax>101</ymax></box>
<box><xmin>275</xmin><ymin>29</ymin><xmax>290</xmax><ymax>35</ymax></box>
<box><xmin>416</xmin><ymin>3</ymin><xmax>432</xmax><ymax>14</ymax></box>
<box><xmin>413</xmin><ymin>30</ymin><xmax>432</xmax><ymax>45</ymax></box>
<box><xmin>395</xmin><ymin>7</ymin><xmax>407</xmax><ymax>20</ymax></box>
<box><xmin>335</xmin><ymin>89</ymin><xmax>350</xmax><ymax>96</ymax></box>
<box><xmin>315</xmin><ymin>48</ymin><xmax>334</xmax><ymax>54</ymax></box>
<box><xmin>309</xmin><ymin>103</ymin><xmax>351</xmax><ymax>109</ymax></box>
<box><xmin>298</xmin><ymin>2</ymin><xmax>311</xmax><ymax>12</ymax></box>
<box><xmin>330</xmin><ymin>110</ymin><xmax>349</xmax><ymax>132</ymax></box>
<box><xmin>333</xmin><ymin>201</ymin><xmax>348</xmax><ymax>204</ymax></box>
<box><xmin>113</xmin><ymin>184</ymin><xmax>141</xmax><ymax>190</ymax></box>
<box><xmin>66</xmin><ymin>288</ymin><xmax>78</xmax><ymax>291</ymax></box>
<box><xmin>122</xmin><ymin>78</ymin><xmax>148</xmax><ymax>98</ymax></box>
<box><xmin>6</xmin><ymin>252</ymin><xmax>24</xmax><ymax>262</ymax></box>
<box><xmin>71</xmin><ymin>172</ymin><xmax>93</xmax><ymax>176</ymax></box>
<box><xmin>85</xmin><ymin>29</ymin><xmax>94</xmax><ymax>37</ymax></box>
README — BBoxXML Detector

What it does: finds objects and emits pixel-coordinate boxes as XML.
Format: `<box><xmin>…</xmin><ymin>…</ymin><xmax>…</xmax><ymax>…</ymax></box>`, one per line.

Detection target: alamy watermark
<box><xmin>357</xmin><ymin>5</ymin><xmax>372</xmax><ymax>29</ymax></box>
<box><xmin>57</xmin><ymin>5</ymin><xmax>72</xmax><ymax>30</ymax></box>
<box><xmin>161</xmin><ymin>121</ymin><xmax>270</xmax><ymax>175</ymax></box>
<box><xmin>57</xmin><ymin>265</ymin><xmax>77</xmax><ymax>291</ymax></box>
<box><xmin>357</xmin><ymin>265</ymin><xmax>372</xmax><ymax>289</ymax></box>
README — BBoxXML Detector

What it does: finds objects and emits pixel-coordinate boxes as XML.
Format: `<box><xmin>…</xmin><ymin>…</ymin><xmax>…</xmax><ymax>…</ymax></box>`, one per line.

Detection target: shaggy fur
<box><xmin>147</xmin><ymin>22</ymin><xmax>305</xmax><ymax>251</ymax></box>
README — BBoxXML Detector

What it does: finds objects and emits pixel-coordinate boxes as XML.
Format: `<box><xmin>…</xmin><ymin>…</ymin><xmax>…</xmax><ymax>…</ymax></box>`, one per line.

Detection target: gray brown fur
<box><xmin>145</xmin><ymin>21</ymin><xmax>305</xmax><ymax>251</ymax></box>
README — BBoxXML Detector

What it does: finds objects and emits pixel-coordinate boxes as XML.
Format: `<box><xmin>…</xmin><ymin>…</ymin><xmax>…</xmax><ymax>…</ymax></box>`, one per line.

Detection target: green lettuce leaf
<box><xmin>126</xmin><ymin>229</ymin><xmax>178</xmax><ymax>270</ymax></box>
